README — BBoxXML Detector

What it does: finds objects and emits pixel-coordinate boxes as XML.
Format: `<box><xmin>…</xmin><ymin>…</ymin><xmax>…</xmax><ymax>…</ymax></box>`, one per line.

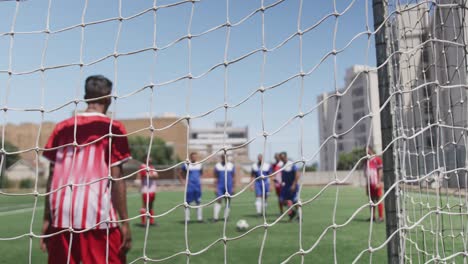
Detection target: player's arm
<box><xmin>232</xmin><ymin>167</ymin><xmax>236</xmax><ymax>193</ymax></box>
<box><xmin>250</xmin><ymin>167</ymin><xmax>255</xmax><ymax>191</ymax></box>
<box><xmin>213</xmin><ymin>168</ymin><xmax>218</xmax><ymax>193</ymax></box>
<box><xmin>268</xmin><ymin>167</ymin><xmax>273</xmax><ymax>191</ymax></box>
<box><xmin>291</xmin><ymin>166</ymin><xmax>300</xmax><ymax>192</ymax></box>
<box><xmin>377</xmin><ymin>157</ymin><xmax>384</xmax><ymax>189</ymax></box>
<box><xmin>178</xmin><ymin>166</ymin><xmax>186</xmax><ymax>185</ymax></box>
<box><xmin>149</xmin><ymin>166</ymin><xmax>159</xmax><ymax>179</ymax></box>
<box><xmin>378</xmin><ymin>167</ymin><xmax>384</xmax><ymax>189</ymax></box>
<box><xmin>111</xmin><ymin>164</ymin><xmax>131</xmax><ymax>255</ymax></box>
<box><xmin>40</xmin><ymin>163</ymin><xmax>54</xmax><ymax>252</ymax></box>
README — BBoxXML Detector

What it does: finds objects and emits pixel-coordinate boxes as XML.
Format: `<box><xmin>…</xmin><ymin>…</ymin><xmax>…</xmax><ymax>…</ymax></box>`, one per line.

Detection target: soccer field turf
<box><xmin>0</xmin><ymin>186</ymin><xmax>388</xmax><ymax>263</ymax></box>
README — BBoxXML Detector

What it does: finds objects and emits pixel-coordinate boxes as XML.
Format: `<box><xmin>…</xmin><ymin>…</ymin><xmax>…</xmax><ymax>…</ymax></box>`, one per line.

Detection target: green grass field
<box><xmin>0</xmin><ymin>186</ymin><xmax>390</xmax><ymax>263</ymax></box>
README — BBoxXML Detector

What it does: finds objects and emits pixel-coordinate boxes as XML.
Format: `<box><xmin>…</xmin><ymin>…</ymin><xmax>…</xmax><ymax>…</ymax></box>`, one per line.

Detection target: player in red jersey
<box><xmin>365</xmin><ymin>147</ymin><xmax>384</xmax><ymax>222</ymax></box>
<box><xmin>139</xmin><ymin>157</ymin><xmax>158</xmax><ymax>226</ymax></box>
<box><xmin>272</xmin><ymin>153</ymin><xmax>284</xmax><ymax>214</ymax></box>
<box><xmin>41</xmin><ymin>75</ymin><xmax>132</xmax><ymax>264</ymax></box>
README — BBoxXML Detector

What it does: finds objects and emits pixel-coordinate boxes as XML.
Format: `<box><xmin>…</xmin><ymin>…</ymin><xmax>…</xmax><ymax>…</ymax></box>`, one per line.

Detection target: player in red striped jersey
<box><xmin>139</xmin><ymin>157</ymin><xmax>158</xmax><ymax>226</ymax></box>
<box><xmin>41</xmin><ymin>75</ymin><xmax>132</xmax><ymax>264</ymax></box>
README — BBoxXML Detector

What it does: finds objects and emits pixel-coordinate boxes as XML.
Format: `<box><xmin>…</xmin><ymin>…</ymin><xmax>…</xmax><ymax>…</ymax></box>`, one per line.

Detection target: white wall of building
<box><xmin>318</xmin><ymin>65</ymin><xmax>381</xmax><ymax>171</ymax></box>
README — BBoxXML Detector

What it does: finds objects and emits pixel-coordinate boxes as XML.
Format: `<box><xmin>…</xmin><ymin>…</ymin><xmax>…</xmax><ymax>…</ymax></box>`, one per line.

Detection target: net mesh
<box><xmin>389</xmin><ymin>1</ymin><xmax>468</xmax><ymax>263</ymax></box>
<box><xmin>2</xmin><ymin>0</ymin><xmax>468</xmax><ymax>263</ymax></box>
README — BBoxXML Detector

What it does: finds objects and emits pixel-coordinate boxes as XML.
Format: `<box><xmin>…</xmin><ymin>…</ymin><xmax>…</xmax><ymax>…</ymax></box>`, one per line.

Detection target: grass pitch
<box><xmin>0</xmin><ymin>186</ymin><xmax>389</xmax><ymax>263</ymax></box>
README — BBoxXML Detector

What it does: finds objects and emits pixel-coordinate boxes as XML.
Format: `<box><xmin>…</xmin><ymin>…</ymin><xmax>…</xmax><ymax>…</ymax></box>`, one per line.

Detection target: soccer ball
<box><xmin>236</xmin><ymin>219</ymin><xmax>249</xmax><ymax>231</ymax></box>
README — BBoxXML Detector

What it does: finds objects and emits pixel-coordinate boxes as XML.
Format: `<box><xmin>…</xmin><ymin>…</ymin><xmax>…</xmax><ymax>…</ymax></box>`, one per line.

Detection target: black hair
<box><xmin>84</xmin><ymin>75</ymin><xmax>112</xmax><ymax>101</ymax></box>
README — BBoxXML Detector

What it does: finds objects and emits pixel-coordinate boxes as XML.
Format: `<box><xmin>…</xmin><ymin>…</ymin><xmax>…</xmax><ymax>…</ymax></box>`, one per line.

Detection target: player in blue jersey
<box><xmin>213</xmin><ymin>155</ymin><xmax>235</xmax><ymax>222</ymax></box>
<box><xmin>251</xmin><ymin>154</ymin><xmax>272</xmax><ymax>216</ymax></box>
<box><xmin>179</xmin><ymin>152</ymin><xmax>204</xmax><ymax>222</ymax></box>
<box><xmin>279</xmin><ymin>152</ymin><xmax>300</xmax><ymax>221</ymax></box>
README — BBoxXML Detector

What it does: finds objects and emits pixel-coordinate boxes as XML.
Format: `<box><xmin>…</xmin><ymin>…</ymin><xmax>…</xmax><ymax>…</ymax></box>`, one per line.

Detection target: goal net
<box><xmin>1</xmin><ymin>0</ymin><xmax>467</xmax><ymax>263</ymax></box>
<box><xmin>388</xmin><ymin>1</ymin><xmax>468</xmax><ymax>263</ymax></box>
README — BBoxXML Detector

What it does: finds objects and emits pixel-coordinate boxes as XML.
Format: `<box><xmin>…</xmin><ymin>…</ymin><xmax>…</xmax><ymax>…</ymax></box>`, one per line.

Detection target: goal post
<box><xmin>375</xmin><ymin>1</ymin><xmax>468</xmax><ymax>263</ymax></box>
<box><xmin>372</xmin><ymin>0</ymin><xmax>401</xmax><ymax>263</ymax></box>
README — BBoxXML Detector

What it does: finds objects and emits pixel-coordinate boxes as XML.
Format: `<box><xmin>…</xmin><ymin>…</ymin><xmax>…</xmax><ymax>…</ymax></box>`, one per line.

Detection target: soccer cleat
<box><xmin>288</xmin><ymin>209</ymin><xmax>297</xmax><ymax>222</ymax></box>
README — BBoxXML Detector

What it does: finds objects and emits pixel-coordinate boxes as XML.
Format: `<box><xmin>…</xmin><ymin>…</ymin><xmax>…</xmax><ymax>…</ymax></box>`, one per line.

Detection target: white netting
<box><xmin>3</xmin><ymin>0</ymin><xmax>468</xmax><ymax>263</ymax></box>
<box><xmin>389</xmin><ymin>1</ymin><xmax>468</xmax><ymax>263</ymax></box>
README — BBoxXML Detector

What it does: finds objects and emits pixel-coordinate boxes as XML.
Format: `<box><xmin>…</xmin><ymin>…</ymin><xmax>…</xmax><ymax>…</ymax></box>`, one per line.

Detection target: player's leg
<box><xmin>264</xmin><ymin>180</ymin><xmax>270</xmax><ymax>212</ymax></box>
<box><xmin>376</xmin><ymin>187</ymin><xmax>384</xmax><ymax>221</ymax></box>
<box><xmin>290</xmin><ymin>186</ymin><xmax>299</xmax><ymax>221</ymax></box>
<box><xmin>196</xmin><ymin>188</ymin><xmax>203</xmax><ymax>222</ymax></box>
<box><xmin>213</xmin><ymin>186</ymin><xmax>224</xmax><ymax>221</ymax></box>
<box><xmin>141</xmin><ymin>193</ymin><xmax>148</xmax><ymax>225</ymax></box>
<box><xmin>224</xmin><ymin>182</ymin><xmax>234</xmax><ymax>220</ymax></box>
<box><xmin>369</xmin><ymin>187</ymin><xmax>377</xmax><ymax>221</ymax></box>
<box><xmin>276</xmin><ymin>183</ymin><xmax>283</xmax><ymax>214</ymax></box>
<box><xmin>186</xmin><ymin>190</ymin><xmax>195</xmax><ymax>222</ymax></box>
<box><xmin>280</xmin><ymin>186</ymin><xmax>294</xmax><ymax>219</ymax></box>
<box><xmin>148</xmin><ymin>192</ymin><xmax>156</xmax><ymax>225</ymax></box>
<box><xmin>254</xmin><ymin>181</ymin><xmax>263</xmax><ymax>215</ymax></box>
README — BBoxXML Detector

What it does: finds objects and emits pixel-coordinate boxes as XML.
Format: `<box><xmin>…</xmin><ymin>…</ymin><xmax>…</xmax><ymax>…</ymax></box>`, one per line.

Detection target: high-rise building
<box><xmin>390</xmin><ymin>1</ymin><xmax>468</xmax><ymax>186</ymax></box>
<box><xmin>318</xmin><ymin>65</ymin><xmax>381</xmax><ymax>171</ymax></box>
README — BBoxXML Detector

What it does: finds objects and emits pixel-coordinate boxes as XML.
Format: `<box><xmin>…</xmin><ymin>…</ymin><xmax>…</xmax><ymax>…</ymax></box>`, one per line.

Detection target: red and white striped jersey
<box><xmin>139</xmin><ymin>164</ymin><xmax>157</xmax><ymax>193</ymax></box>
<box><xmin>43</xmin><ymin>112</ymin><xmax>131</xmax><ymax>230</ymax></box>
<box><xmin>365</xmin><ymin>156</ymin><xmax>383</xmax><ymax>188</ymax></box>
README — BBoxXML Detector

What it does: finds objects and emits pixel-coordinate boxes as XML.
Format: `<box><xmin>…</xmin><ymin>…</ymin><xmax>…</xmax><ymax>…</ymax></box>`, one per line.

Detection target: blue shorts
<box><xmin>254</xmin><ymin>180</ymin><xmax>269</xmax><ymax>197</ymax></box>
<box><xmin>216</xmin><ymin>184</ymin><xmax>233</xmax><ymax>197</ymax></box>
<box><xmin>186</xmin><ymin>186</ymin><xmax>201</xmax><ymax>204</ymax></box>
<box><xmin>280</xmin><ymin>184</ymin><xmax>298</xmax><ymax>202</ymax></box>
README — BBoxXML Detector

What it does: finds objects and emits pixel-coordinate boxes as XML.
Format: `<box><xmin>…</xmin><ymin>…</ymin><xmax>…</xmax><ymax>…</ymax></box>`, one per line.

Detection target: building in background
<box><xmin>0</xmin><ymin>114</ymin><xmax>188</xmax><ymax>168</ymax></box>
<box><xmin>389</xmin><ymin>1</ymin><xmax>468</xmax><ymax>187</ymax></box>
<box><xmin>189</xmin><ymin>121</ymin><xmax>250</xmax><ymax>164</ymax></box>
<box><xmin>318</xmin><ymin>65</ymin><xmax>381</xmax><ymax>171</ymax></box>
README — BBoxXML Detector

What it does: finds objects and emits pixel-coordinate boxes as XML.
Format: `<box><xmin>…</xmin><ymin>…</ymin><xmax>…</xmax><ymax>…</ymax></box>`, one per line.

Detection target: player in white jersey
<box><xmin>213</xmin><ymin>155</ymin><xmax>235</xmax><ymax>222</ymax></box>
<box><xmin>139</xmin><ymin>157</ymin><xmax>159</xmax><ymax>226</ymax></box>
<box><xmin>251</xmin><ymin>154</ymin><xmax>272</xmax><ymax>216</ymax></box>
<box><xmin>41</xmin><ymin>75</ymin><xmax>131</xmax><ymax>264</ymax></box>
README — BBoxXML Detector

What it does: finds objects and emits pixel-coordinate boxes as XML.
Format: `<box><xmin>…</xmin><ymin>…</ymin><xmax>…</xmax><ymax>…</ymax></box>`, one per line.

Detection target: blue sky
<box><xmin>0</xmin><ymin>0</ymin><xmax>376</xmax><ymax>163</ymax></box>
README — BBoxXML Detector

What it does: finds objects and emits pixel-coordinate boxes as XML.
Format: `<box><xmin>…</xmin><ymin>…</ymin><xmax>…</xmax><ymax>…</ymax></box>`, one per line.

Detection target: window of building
<box><xmin>338</xmin><ymin>143</ymin><xmax>344</xmax><ymax>151</ymax></box>
<box><xmin>353</xmin><ymin>112</ymin><xmax>365</xmax><ymax>122</ymax></box>
<box><xmin>358</xmin><ymin>123</ymin><xmax>366</xmax><ymax>133</ymax></box>
<box><xmin>337</xmin><ymin>112</ymin><xmax>342</xmax><ymax>120</ymax></box>
<box><xmin>337</xmin><ymin>123</ymin><xmax>342</xmax><ymax>131</ymax></box>
<box><xmin>229</xmin><ymin>132</ymin><xmax>245</xmax><ymax>138</ymax></box>
<box><xmin>352</xmin><ymin>99</ymin><xmax>365</xmax><ymax>109</ymax></box>
<box><xmin>352</xmin><ymin>86</ymin><xmax>364</xmax><ymax>96</ymax></box>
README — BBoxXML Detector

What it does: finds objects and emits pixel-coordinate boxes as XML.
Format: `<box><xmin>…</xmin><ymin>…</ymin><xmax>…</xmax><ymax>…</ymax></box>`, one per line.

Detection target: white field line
<box><xmin>0</xmin><ymin>207</ymin><xmax>42</xmax><ymax>216</ymax></box>
<box><xmin>0</xmin><ymin>193</ymin><xmax>142</xmax><ymax>217</ymax></box>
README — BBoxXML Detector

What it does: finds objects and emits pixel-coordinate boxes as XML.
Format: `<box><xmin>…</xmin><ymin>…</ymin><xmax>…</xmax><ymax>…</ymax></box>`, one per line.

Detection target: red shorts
<box><xmin>142</xmin><ymin>192</ymin><xmax>156</xmax><ymax>205</ymax></box>
<box><xmin>369</xmin><ymin>186</ymin><xmax>383</xmax><ymax>199</ymax></box>
<box><xmin>275</xmin><ymin>183</ymin><xmax>282</xmax><ymax>197</ymax></box>
<box><xmin>46</xmin><ymin>227</ymin><xmax>125</xmax><ymax>264</ymax></box>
